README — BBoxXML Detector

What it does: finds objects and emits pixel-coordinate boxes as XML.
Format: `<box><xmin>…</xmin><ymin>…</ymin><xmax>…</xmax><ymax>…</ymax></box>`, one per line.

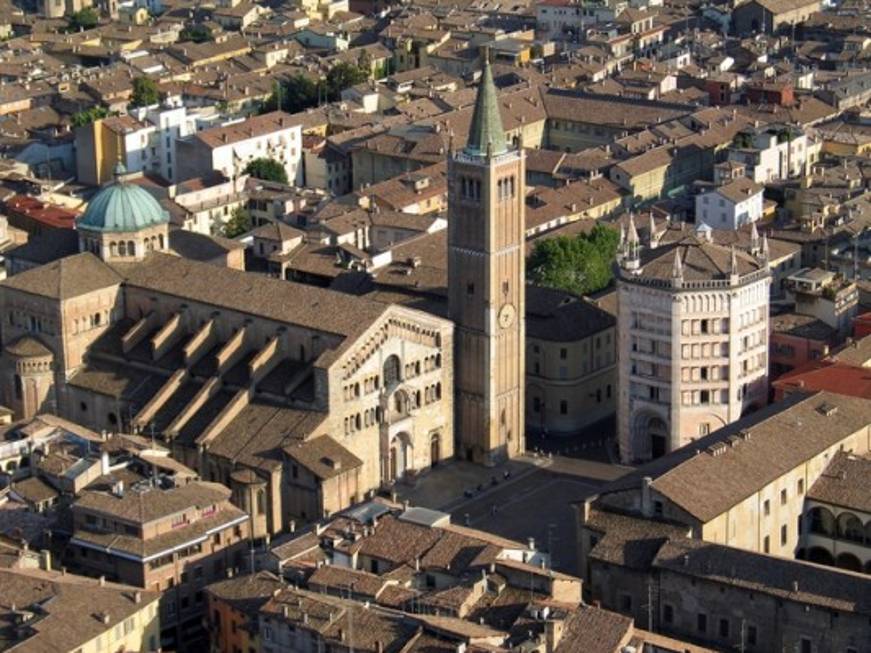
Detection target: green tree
<box><xmin>357</xmin><ymin>50</ymin><xmax>372</xmax><ymax>74</ymax></box>
<box><xmin>223</xmin><ymin>207</ymin><xmax>252</xmax><ymax>238</ymax></box>
<box><xmin>67</xmin><ymin>7</ymin><xmax>99</xmax><ymax>31</ymax></box>
<box><xmin>260</xmin><ymin>75</ymin><xmax>320</xmax><ymax>115</ymax></box>
<box><xmin>179</xmin><ymin>24</ymin><xmax>212</xmax><ymax>43</ymax></box>
<box><xmin>243</xmin><ymin>158</ymin><xmax>288</xmax><ymax>184</ymax></box>
<box><xmin>325</xmin><ymin>61</ymin><xmax>369</xmax><ymax>100</ymax></box>
<box><xmin>527</xmin><ymin>223</ymin><xmax>620</xmax><ymax>296</ymax></box>
<box><xmin>130</xmin><ymin>77</ymin><xmax>161</xmax><ymax>108</ymax></box>
<box><xmin>71</xmin><ymin>106</ymin><xmax>109</xmax><ymax>128</ymax></box>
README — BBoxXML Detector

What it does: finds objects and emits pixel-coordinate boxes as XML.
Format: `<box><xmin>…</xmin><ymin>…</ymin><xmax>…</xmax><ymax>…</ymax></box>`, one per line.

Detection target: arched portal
<box><xmin>430</xmin><ymin>433</ymin><xmax>441</xmax><ymax>466</ymax></box>
<box><xmin>388</xmin><ymin>432</ymin><xmax>412</xmax><ymax>482</ymax></box>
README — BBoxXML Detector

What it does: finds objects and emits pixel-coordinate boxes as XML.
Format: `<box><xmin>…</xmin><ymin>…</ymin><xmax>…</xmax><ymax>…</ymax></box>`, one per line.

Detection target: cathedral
<box><xmin>0</xmin><ymin>58</ymin><xmax>528</xmax><ymax>532</ymax></box>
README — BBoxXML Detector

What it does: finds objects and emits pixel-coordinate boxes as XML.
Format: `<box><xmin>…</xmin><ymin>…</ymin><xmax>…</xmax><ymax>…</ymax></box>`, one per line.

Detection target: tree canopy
<box><xmin>261</xmin><ymin>75</ymin><xmax>319</xmax><ymax>114</ymax></box>
<box><xmin>325</xmin><ymin>61</ymin><xmax>369</xmax><ymax>100</ymax></box>
<box><xmin>243</xmin><ymin>158</ymin><xmax>288</xmax><ymax>184</ymax></box>
<box><xmin>71</xmin><ymin>106</ymin><xmax>109</xmax><ymax>128</ymax></box>
<box><xmin>527</xmin><ymin>223</ymin><xmax>620</xmax><ymax>296</ymax></box>
<box><xmin>67</xmin><ymin>7</ymin><xmax>99</xmax><ymax>31</ymax></box>
<box><xmin>179</xmin><ymin>24</ymin><xmax>213</xmax><ymax>43</ymax></box>
<box><xmin>130</xmin><ymin>77</ymin><xmax>161</xmax><ymax>108</ymax></box>
<box><xmin>222</xmin><ymin>207</ymin><xmax>252</xmax><ymax>238</ymax></box>
<box><xmin>260</xmin><ymin>62</ymin><xmax>369</xmax><ymax>115</ymax></box>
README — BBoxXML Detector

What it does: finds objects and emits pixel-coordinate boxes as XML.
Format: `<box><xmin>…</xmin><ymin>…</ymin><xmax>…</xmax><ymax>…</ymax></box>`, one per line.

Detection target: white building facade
<box><xmin>176</xmin><ymin>112</ymin><xmax>303</xmax><ymax>186</ymax></box>
<box><xmin>727</xmin><ymin>125</ymin><xmax>820</xmax><ymax>183</ymax></box>
<box><xmin>129</xmin><ymin>99</ymin><xmax>198</xmax><ymax>183</ymax></box>
<box><xmin>695</xmin><ymin>178</ymin><xmax>764</xmax><ymax>230</ymax></box>
<box><xmin>616</xmin><ymin>220</ymin><xmax>771</xmax><ymax>463</ymax></box>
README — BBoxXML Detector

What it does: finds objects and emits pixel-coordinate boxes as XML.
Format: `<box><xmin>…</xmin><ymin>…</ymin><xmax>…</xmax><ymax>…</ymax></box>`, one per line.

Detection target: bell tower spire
<box><xmin>465</xmin><ymin>47</ymin><xmax>508</xmax><ymax>158</ymax></box>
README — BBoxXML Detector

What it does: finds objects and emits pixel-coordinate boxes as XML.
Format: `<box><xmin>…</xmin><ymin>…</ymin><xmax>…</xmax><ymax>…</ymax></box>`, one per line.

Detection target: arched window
<box><xmin>837</xmin><ymin>512</ymin><xmax>864</xmax><ymax>543</ymax></box>
<box><xmin>127</xmin><ymin>241</ymin><xmax>135</xmax><ymax>257</ymax></box>
<box><xmin>256</xmin><ymin>489</ymin><xmax>265</xmax><ymax>515</ymax></box>
<box><xmin>383</xmin><ymin>355</ymin><xmax>401</xmax><ymax>388</ymax></box>
<box><xmin>110</xmin><ymin>241</ymin><xmax>117</xmax><ymax>256</ymax></box>
<box><xmin>93</xmin><ymin>313</ymin><xmax>101</xmax><ymax>327</ymax></box>
<box><xmin>809</xmin><ymin>507</ymin><xmax>835</xmax><ymax>536</ymax></box>
<box><xmin>158</xmin><ymin>234</ymin><xmax>165</xmax><ymax>249</ymax></box>
<box><xmin>118</xmin><ymin>241</ymin><xmax>127</xmax><ymax>257</ymax></box>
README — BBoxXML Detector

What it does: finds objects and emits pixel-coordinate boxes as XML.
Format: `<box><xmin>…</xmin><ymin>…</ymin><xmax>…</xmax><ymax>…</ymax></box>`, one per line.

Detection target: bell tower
<box><xmin>448</xmin><ymin>50</ymin><xmax>526</xmax><ymax>465</ymax></box>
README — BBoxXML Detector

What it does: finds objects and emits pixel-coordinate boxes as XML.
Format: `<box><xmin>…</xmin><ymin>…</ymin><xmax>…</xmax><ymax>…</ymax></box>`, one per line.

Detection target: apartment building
<box><xmin>75</xmin><ymin>101</ymin><xmax>198</xmax><ymax>186</ymax></box>
<box><xmin>67</xmin><ymin>479</ymin><xmax>251</xmax><ymax>650</ymax></box>
<box><xmin>0</xmin><ymin>566</ymin><xmax>161</xmax><ymax>653</ymax></box>
<box><xmin>176</xmin><ymin>112</ymin><xmax>303</xmax><ymax>186</ymax></box>
<box><xmin>695</xmin><ymin>177</ymin><xmax>765</xmax><ymax>230</ymax></box>
<box><xmin>727</xmin><ymin>124</ymin><xmax>820</xmax><ymax>183</ymax></box>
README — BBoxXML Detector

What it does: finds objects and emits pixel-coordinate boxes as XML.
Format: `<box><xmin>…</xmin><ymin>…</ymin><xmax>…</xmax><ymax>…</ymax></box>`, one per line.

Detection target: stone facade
<box><xmin>616</xmin><ymin>221</ymin><xmax>770</xmax><ymax>462</ymax></box>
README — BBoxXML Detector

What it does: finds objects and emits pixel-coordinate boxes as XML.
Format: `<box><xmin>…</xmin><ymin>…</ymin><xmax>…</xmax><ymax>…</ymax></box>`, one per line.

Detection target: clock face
<box><xmin>498</xmin><ymin>303</ymin><xmax>516</xmax><ymax>329</ymax></box>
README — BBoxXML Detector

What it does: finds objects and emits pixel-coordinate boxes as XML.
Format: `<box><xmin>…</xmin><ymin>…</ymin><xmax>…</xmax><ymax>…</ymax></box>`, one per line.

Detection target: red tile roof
<box><xmin>7</xmin><ymin>195</ymin><xmax>78</xmax><ymax>229</ymax></box>
<box><xmin>773</xmin><ymin>360</ymin><xmax>871</xmax><ymax>400</ymax></box>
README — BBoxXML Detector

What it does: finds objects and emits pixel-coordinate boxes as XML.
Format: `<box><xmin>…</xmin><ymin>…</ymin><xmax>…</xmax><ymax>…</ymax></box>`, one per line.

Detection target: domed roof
<box><xmin>78</xmin><ymin>164</ymin><xmax>169</xmax><ymax>233</ymax></box>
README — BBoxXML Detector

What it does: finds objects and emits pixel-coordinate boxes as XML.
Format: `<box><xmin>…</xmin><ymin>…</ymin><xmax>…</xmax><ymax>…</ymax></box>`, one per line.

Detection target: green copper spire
<box><xmin>464</xmin><ymin>47</ymin><xmax>508</xmax><ymax>158</ymax></box>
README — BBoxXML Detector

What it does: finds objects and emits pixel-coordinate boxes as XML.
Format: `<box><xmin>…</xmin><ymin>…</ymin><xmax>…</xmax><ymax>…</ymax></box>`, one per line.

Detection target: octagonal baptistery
<box><xmin>77</xmin><ymin>162</ymin><xmax>170</xmax><ymax>263</ymax></box>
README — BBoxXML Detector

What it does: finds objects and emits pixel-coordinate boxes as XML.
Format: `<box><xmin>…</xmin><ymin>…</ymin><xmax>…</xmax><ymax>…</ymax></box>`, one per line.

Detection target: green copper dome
<box><xmin>78</xmin><ymin>165</ymin><xmax>169</xmax><ymax>233</ymax></box>
<box><xmin>464</xmin><ymin>50</ymin><xmax>508</xmax><ymax>158</ymax></box>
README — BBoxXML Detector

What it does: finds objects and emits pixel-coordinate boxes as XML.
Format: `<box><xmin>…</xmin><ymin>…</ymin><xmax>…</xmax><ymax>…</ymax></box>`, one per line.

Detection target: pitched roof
<box><xmin>73</xmin><ymin>480</ymin><xmax>230</xmax><ymax>524</ymax></box>
<box><xmin>712</xmin><ymin>177</ymin><xmax>764</xmax><ymax>204</ymax></box>
<box><xmin>193</xmin><ymin>111</ymin><xmax>298</xmax><ymax>148</ymax></box>
<box><xmin>525</xmin><ymin>286</ymin><xmax>615</xmax><ymax>343</ymax></box>
<box><xmin>283</xmin><ymin>435</ymin><xmax>363</xmax><ymax>480</ymax></box>
<box><xmin>1</xmin><ymin>252</ymin><xmax>122</xmax><ymax>300</ymax></box>
<box><xmin>0</xmin><ymin>567</ymin><xmax>159</xmax><ymax>652</ymax></box>
<box><xmin>601</xmin><ymin>391</ymin><xmax>871</xmax><ymax>523</ymax></box>
<box><xmin>4</xmin><ymin>336</ymin><xmax>52</xmax><ymax>358</ymax></box>
<box><xmin>112</xmin><ymin>252</ymin><xmax>388</xmax><ymax>346</ymax></box>
<box><xmin>554</xmin><ymin>605</ymin><xmax>632</xmax><ymax>653</ymax></box>
<box><xmin>806</xmin><ymin>451</ymin><xmax>871</xmax><ymax>514</ymax></box>
<box><xmin>773</xmin><ymin>361</ymin><xmax>871</xmax><ymax>400</ymax></box>
<box><xmin>653</xmin><ymin>537</ymin><xmax>871</xmax><ymax>616</ymax></box>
